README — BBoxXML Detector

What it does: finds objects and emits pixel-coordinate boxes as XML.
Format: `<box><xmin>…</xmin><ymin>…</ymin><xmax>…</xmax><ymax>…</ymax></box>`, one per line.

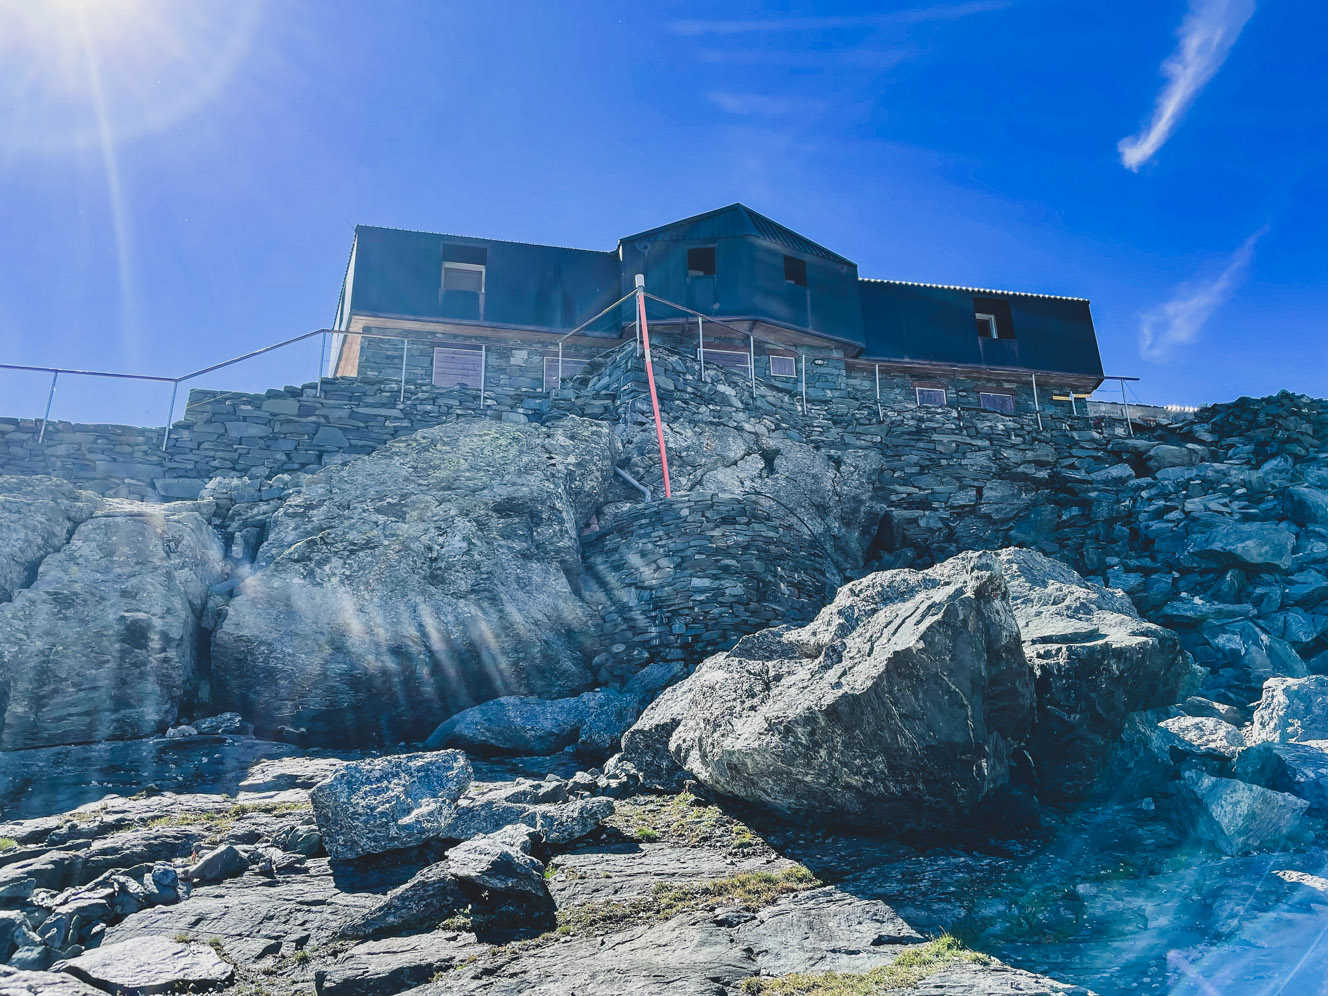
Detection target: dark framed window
<box><xmin>978</xmin><ymin>391</ymin><xmax>1015</xmax><ymax>413</ymax></box>
<box><xmin>687</xmin><ymin>246</ymin><xmax>716</xmax><ymax>277</ymax></box>
<box><xmin>972</xmin><ymin>297</ymin><xmax>1015</xmax><ymax>340</ymax></box>
<box><xmin>915</xmin><ymin>385</ymin><xmax>949</xmax><ymax>407</ymax></box>
<box><xmin>783</xmin><ymin>255</ymin><xmax>807</xmax><ymax>287</ymax></box>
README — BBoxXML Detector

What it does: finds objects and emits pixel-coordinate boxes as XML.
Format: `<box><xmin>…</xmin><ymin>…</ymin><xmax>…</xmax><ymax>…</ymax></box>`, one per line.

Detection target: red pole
<box><xmin>635</xmin><ymin>280</ymin><xmax>671</xmax><ymax>499</ymax></box>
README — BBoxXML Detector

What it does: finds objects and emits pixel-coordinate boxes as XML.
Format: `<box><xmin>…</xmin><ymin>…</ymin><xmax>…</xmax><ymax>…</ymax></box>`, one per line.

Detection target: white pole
<box><xmin>1031</xmin><ymin>372</ymin><xmax>1043</xmax><ymax>431</ymax></box>
<box><xmin>161</xmin><ymin>381</ymin><xmax>179</xmax><ymax>451</ymax></box>
<box><xmin>874</xmin><ymin>363</ymin><xmax>881</xmax><ymax>422</ymax></box>
<box><xmin>317</xmin><ymin>332</ymin><xmax>327</xmax><ymax>398</ymax></box>
<box><xmin>800</xmin><ymin>354</ymin><xmax>807</xmax><ymax>414</ymax></box>
<box><xmin>38</xmin><ymin>371</ymin><xmax>56</xmax><ymax>444</ymax></box>
<box><xmin>1069</xmin><ymin>390</ymin><xmax>1077</xmax><ymax>416</ymax></box>
<box><xmin>698</xmin><ymin>315</ymin><xmax>705</xmax><ymax>383</ymax></box>
<box><xmin>480</xmin><ymin>345</ymin><xmax>487</xmax><ymax>409</ymax></box>
<box><xmin>748</xmin><ymin>335</ymin><xmax>755</xmax><ymax>396</ymax></box>
<box><xmin>557</xmin><ymin>341</ymin><xmax>563</xmax><ymax>394</ymax></box>
<box><xmin>399</xmin><ymin>338</ymin><xmax>408</xmax><ymax>404</ymax></box>
<box><xmin>1120</xmin><ymin>379</ymin><xmax>1132</xmax><ymax>435</ymax></box>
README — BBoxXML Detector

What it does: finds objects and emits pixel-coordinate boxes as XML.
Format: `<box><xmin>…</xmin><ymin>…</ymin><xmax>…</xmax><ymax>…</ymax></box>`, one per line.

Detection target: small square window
<box><xmin>975</xmin><ymin>313</ymin><xmax>998</xmax><ymax>338</ymax></box>
<box><xmin>783</xmin><ymin>255</ymin><xmax>807</xmax><ymax>287</ymax></box>
<box><xmin>979</xmin><ymin>391</ymin><xmax>1015</xmax><ymax>413</ymax></box>
<box><xmin>699</xmin><ymin>347</ymin><xmax>750</xmax><ymax>377</ymax></box>
<box><xmin>443</xmin><ymin>262</ymin><xmax>485</xmax><ymax>294</ymax></box>
<box><xmin>916</xmin><ymin>386</ymin><xmax>948</xmax><ymax>407</ymax></box>
<box><xmin>769</xmin><ymin>354</ymin><xmax>796</xmax><ymax>378</ymax></box>
<box><xmin>687</xmin><ymin>247</ymin><xmax>716</xmax><ymax>277</ymax></box>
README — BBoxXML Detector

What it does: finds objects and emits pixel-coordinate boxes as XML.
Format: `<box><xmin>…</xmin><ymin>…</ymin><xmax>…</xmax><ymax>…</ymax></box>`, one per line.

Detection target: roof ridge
<box><xmin>859</xmin><ymin>276</ymin><xmax>1089</xmax><ymax>303</ymax></box>
<box><xmin>354</xmin><ymin>224</ymin><xmax>613</xmax><ymax>256</ymax></box>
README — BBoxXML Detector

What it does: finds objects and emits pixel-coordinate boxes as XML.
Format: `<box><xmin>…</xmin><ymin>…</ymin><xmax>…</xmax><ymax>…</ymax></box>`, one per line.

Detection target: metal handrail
<box><xmin>3</xmin><ymin>295</ymin><xmax>1145</xmax><ymax>450</ymax></box>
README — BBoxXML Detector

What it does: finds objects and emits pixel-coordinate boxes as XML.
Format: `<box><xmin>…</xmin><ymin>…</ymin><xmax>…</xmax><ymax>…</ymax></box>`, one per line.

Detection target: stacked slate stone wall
<box><xmin>581</xmin><ymin>494</ymin><xmax>838</xmax><ymax>679</ymax></box>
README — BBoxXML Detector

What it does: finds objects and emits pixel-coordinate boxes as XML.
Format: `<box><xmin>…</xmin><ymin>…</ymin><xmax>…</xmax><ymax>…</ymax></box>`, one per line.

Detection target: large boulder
<box><xmin>1249</xmin><ymin>676</ymin><xmax>1328</xmax><ymax>744</ymax></box>
<box><xmin>0</xmin><ymin>501</ymin><xmax>226</xmax><ymax>749</ymax></box>
<box><xmin>666</xmin><ymin>554</ymin><xmax>1033</xmax><ymax>831</ymax></box>
<box><xmin>426</xmin><ymin>660</ymin><xmax>684</xmax><ymax>756</ymax></box>
<box><xmin>211</xmin><ymin>418</ymin><xmax>618</xmax><ymax>745</ymax></box>
<box><xmin>0</xmin><ymin>476</ymin><xmax>101</xmax><ymax>603</ymax></box>
<box><xmin>1179</xmin><ymin>771</ymin><xmax>1309</xmax><ymax>855</ymax></box>
<box><xmin>310</xmin><ymin>752</ymin><xmax>473</xmax><ymax>861</ymax></box>
<box><xmin>989</xmin><ymin>549</ymin><xmax>1193</xmax><ymax>798</ymax></box>
<box><xmin>1234</xmin><ymin>740</ymin><xmax>1328</xmax><ymax>812</ymax></box>
<box><xmin>609</xmin><ymin>677</ymin><xmax>699</xmax><ymax>793</ymax></box>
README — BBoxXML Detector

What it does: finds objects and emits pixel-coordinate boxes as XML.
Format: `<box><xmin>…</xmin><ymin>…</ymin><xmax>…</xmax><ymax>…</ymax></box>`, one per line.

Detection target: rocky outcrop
<box><xmin>310</xmin><ymin>752</ymin><xmax>473</xmax><ymax>861</ymax></box>
<box><xmin>666</xmin><ymin>555</ymin><xmax>1033</xmax><ymax>831</ymax></box>
<box><xmin>55</xmin><ymin>937</ymin><xmax>233</xmax><ymax>994</ymax></box>
<box><xmin>987</xmin><ymin>549</ymin><xmax>1193</xmax><ymax>798</ymax></box>
<box><xmin>425</xmin><ymin>660</ymin><xmax>684</xmax><ymax>756</ymax></box>
<box><xmin>1249</xmin><ymin>675</ymin><xmax>1328</xmax><ymax>744</ymax></box>
<box><xmin>0</xmin><ymin>500</ymin><xmax>226</xmax><ymax>750</ymax></box>
<box><xmin>0</xmin><ymin>476</ymin><xmax>102</xmax><ymax>603</ymax></box>
<box><xmin>211</xmin><ymin>418</ymin><xmax>619</xmax><ymax>745</ymax></box>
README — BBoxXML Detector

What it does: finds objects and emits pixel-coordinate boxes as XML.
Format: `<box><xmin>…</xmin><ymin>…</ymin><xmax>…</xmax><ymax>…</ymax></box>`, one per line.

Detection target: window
<box><xmin>979</xmin><ymin>391</ymin><xmax>1015</xmax><ymax>413</ymax></box>
<box><xmin>915</xmin><ymin>386</ymin><xmax>948</xmax><ymax>407</ymax></box>
<box><xmin>687</xmin><ymin>247</ymin><xmax>716</xmax><ymax>277</ymax></box>
<box><xmin>783</xmin><ymin>255</ymin><xmax>807</xmax><ymax>288</ymax></box>
<box><xmin>973</xmin><ymin>297</ymin><xmax>1014</xmax><ymax>340</ymax></box>
<box><xmin>543</xmin><ymin>356</ymin><xmax>590</xmax><ymax>390</ymax></box>
<box><xmin>699</xmin><ymin>347</ymin><xmax>750</xmax><ymax>377</ymax></box>
<box><xmin>433</xmin><ymin>345</ymin><xmax>484</xmax><ymax>388</ymax></box>
<box><xmin>442</xmin><ymin>262</ymin><xmax>485</xmax><ymax>295</ymax></box>
<box><xmin>769</xmin><ymin>354</ymin><xmax>797</xmax><ymax>378</ymax></box>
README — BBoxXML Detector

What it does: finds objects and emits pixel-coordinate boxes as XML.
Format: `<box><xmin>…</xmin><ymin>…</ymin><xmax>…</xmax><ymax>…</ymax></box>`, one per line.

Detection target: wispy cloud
<box><xmin>671</xmin><ymin>1</ymin><xmax>1011</xmax><ymax>37</ymax></box>
<box><xmin>1118</xmin><ymin>0</ymin><xmax>1256</xmax><ymax>171</ymax></box>
<box><xmin>707</xmin><ymin>91</ymin><xmax>829</xmax><ymax>117</ymax></box>
<box><xmin>1139</xmin><ymin>226</ymin><xmax>1266</xmax><ymax>362</ymax></box>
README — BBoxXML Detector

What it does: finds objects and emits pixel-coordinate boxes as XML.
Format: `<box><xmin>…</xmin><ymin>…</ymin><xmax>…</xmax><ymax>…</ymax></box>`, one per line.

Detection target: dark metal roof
<box><xmin>620</xmin><ymin>204</ymin><xmax>854</xmax><ymax>266</ymax></box>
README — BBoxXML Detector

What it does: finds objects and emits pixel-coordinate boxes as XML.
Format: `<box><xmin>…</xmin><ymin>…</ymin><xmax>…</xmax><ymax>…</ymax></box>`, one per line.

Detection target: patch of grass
<box><xmin>555</xmin><ymin>865</ymin><xmax>818</xmax><ymax>937</ymax></box>
<box><xmin>173</xmin><ymin>933</ymin><xmax>192</xmax><ymax>944</ymax></box>
<box><xmin>608</xmin><ymin>791</ymin><xmax>767</xmax><ymax>850</ymax></box>
<box><xmin>738</xmin><ymin>934</ymin><xmax>991</xmax><ymax>994</ymax></box>
<box><xmin>146</xmin><ymin>801</ymin><xmax>309</xmax><ymax>836</ymax></box>
<box><xmin>0</xmin><ymin>838</ymin><xmax>16</xmax><ymax>853</ymax></box>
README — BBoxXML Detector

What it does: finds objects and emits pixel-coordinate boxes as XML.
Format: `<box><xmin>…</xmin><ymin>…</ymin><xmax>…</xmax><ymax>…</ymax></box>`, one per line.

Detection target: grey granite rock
<box><xmin>668</xmin><ymin>555</ymin><xmax>1033</xmax><ymax>830</ymax></box>
<box><xmin>0</xmin><ymin>501</ymin><xmax>227</xmax><ymax>749</ymax></box>
<box><xmin>1180</xmin><ymin>770</ymin><xmax>1309</xmax><ymax>855</ymax></box>
<box><xmin>0</xmin><ymin>476</ymin><xmax>101</xmax><ymax>604</ymax></box>
<box><xmin>1249</xmin><ymin>675</ymin><xmax>1328</xmax><ymax>744</ymax></box>
<box><xmin>212</xmin><ymin>418</ymin><xmax>619</xmax><ymax>746</ymax></box>
<box><xmin>310</xmin><ymin>751</ymin><xmax>473</xmax><ymax>860</ymax></box>
<box><xmin>56</xmin><ymin>937</ymin><xmax>233</xmax><ymax>994</ymax></box>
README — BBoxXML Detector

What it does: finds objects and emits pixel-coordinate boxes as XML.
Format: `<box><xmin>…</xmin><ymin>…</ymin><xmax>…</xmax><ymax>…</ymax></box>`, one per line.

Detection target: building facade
<box><xmin>330</xmin><ymin>204</ymin><xmax>1105</xmax><ymax>412</ymax></box>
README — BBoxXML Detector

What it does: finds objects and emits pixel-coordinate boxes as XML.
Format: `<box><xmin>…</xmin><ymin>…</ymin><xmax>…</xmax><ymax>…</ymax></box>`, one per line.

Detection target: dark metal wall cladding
<box><xmin>619</xmin><ymin>236</ymin><xmax>866</xmax><ymax>347</ymax></box>
<box><xmin>349</xmin><ymin>227</ymin><xmax>622</xmax><ymax>333</ymax></box>
<box><xmin>858</xmin><ymin>281</ymin><xmax>1104</xmax><ymax>378</ymax></box>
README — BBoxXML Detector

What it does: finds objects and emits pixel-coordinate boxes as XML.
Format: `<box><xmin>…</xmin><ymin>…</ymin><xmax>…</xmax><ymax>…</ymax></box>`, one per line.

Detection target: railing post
<box><xmin>38</xmin><ymin>371</ymin><xmax>57</xmax><ymax>444</ymax></box>
<box><xmin>1031</xmin><ymin>372</ymin><xmax>1043</xmax><ymax>431</ymax></box>
<box><xmin>557</xmin><ymin>341</ymin><xmax>563</xmax><ymax>394</ymax></box>
<box><xmin>479</xmin><ymin>345</ymin><xmax>487</xmax><ymax>409</ymax></box>
<box><xmin>698</xmin><ymin>315</ymin><xmax>706</xmax><ymax>383</ymax></box>
<box><xmin>1069</xmin><ymin>389</ymin><xmax>1078</xmax><ymax>416</ymax></box>
<box><xmin>799</xmin><ymin>354</ymin><xmax>807</xmax><ymax>414</ymax></box>
<box><xmin>161</xmin><ymin>381</ymin><xmax>179</xmax><ymax>451</ymax></box>
<box><xmin>317</xmin><ymin>332</ymin><xmax>327</xmax><ymax>397</ymax></box>
<box><xmin>748</xmin><ymin>335</ymin><xmax>755</xmax><ymax>396</ymax></box>
<box><xmin>874</xmin><ymin>362</ymin><xmax>882</xmax><ymax>422</ymax></box>
<box><xmin>1120</xmin><ymin>378</ymin><xmax>1133</xmax><ymax>435</ymax></box>
<box><xmin>399</xmin><ymin>338</ymin><xmax>408</xmax><ymax>404</ymax></box>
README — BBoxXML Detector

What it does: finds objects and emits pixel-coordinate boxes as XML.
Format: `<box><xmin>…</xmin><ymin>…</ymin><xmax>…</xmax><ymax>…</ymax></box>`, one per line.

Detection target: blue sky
<box><xmin>0</xmin><ymin>0</ymin><xmax>1323</xmax><ymax>423</ymax></box>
